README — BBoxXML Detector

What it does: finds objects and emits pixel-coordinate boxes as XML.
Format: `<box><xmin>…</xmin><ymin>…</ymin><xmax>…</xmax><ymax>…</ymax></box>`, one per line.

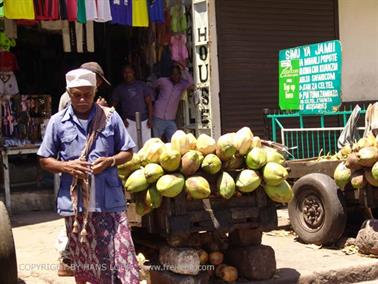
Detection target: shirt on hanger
<box><xmin>4</xmin><ymin>0</ymin><xmax>35</xmax><ymax>20</ymax></box>
<box><xmin>95</xmin><ymin>0</ymin><xmax>112</xmax><ymax>22</ymax></box>
<box><xmin>149</xmin><ymin>0</ymin><xmax>164</xmax><ymax>23</ymax></box>
<box><xmin>132</xmin><ymin>0</ymin><xmax>149</xmax><ymax>27</ymax></box>
<box><xmin>170</xmin><ymin>4</ymin><xmax>187</xmax><ymax>33</ymax></box>
<box><xmin>34</xmin><ymin>0</ymin><xmax>59</xmax><ymax>20</ymax></box>
<box><xmin>77</xmin><ymin>0</ymin><xmax>86</xmax><ymax>23</ymax></box>
<box><xmin>84</xmin><ymin>0</ymin><xmax>96</xmax><ymax>21</ymax></box>
<box><xmin>0</xmin><ymin>51</ymin><xmax>18</xmax><ymax>72</ymax></box>
<box><xmin>0</xmin><ymin>0</ymin><xmax>4</xmax><ymax>17</ymax></box>
<box><xmin>110</xmin><ymin>0</ymin><xmax>132</xmax><ymax>26</ymax></box>
<box><xmin>65</xmin><ymin>0</ymin><xmax>77</xmax><ymax>21</ymax></box>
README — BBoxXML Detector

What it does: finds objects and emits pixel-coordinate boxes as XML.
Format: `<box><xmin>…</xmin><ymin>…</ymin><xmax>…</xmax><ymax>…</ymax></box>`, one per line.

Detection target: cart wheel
<box><xmin>288</xmin><ymin>173</ymin><xmax>346</xmax><ymax>245</ymax></box>
<box><xmin>0</xmin><ymin>201</ymin><xmax>17</xmax><ymax>284</ymax></box>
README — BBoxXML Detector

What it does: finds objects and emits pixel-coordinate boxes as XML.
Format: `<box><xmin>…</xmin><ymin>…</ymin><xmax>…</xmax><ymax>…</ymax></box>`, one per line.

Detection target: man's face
<box><xmin>170</xmin><ymin>68</ymin><xmax>181</xmax><ymax>84</ymax></box>
<box><xmin>123</xmin><ymin>67</ymin><xmax>135</xmax><ymax>83</ymax></box>
<box><xmin>68</xmin><ymin>86</ymin><xmax>95</xmax><ymax>115</ymax></box>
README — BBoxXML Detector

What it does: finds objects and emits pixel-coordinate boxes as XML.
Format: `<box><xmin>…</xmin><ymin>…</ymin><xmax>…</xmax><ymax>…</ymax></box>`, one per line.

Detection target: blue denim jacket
<box><xmin>37</xmin><ymin>105</ymin><xmax>135</xmax><ymax>215</ymax></box>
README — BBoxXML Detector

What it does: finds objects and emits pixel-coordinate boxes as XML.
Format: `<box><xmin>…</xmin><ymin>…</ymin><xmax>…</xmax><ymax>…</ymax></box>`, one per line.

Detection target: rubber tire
<box><xmin>288</xmin><ymin>173</ymin><xmax>346</xmax><ymax>245</ymax></box>
<box><xmin>0</xmin><ymin>201</ymin><xmax>17</xmax><ymax>284</ymax></box>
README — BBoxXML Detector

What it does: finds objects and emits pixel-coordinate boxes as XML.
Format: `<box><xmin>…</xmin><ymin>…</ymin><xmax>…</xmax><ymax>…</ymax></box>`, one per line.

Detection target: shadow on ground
<box><xmin>11</xmin><ymin>210</ymin><xmax>62</xmax><ymax>228</ymax></box>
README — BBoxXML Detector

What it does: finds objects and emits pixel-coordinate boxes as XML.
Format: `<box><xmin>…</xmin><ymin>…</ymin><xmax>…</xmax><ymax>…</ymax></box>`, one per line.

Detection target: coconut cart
<box><xmin>0</xmin><ymin>201</ymin><xmax>18</xmax><ymax>284</ymax></box>
<box><xmin>121</xmin><ymin>127</ymin><xmax>290</xmax><ymax>283</ymax></box>
<box><xmin>266</xmin><ymin>104</ymin><xmax>378</xmax><ymax>245</ymax></box>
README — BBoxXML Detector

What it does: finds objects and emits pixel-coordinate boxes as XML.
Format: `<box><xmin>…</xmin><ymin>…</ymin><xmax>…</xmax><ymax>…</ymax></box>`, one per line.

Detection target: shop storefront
<box><xmin>0</xmin><ymin>0</ymin><xmax>214</xmax><ymax>212</ymax></box>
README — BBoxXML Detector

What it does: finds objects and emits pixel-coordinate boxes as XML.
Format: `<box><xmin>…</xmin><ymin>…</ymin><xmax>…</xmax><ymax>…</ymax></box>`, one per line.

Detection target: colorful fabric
<box><xmin>132</xmin><ymin>0</ymin><xmax>148</xmax><ymax>27</ymax></box>
<box><xmin>84</xmin><ymin>0</ymin><xmax>96</xmax><ymax>21</ymax></box>
<box><xmin>65</xmin><ymin>212</ymin><xmax>140</xmax><ymax>284</ymax></box>
<box><xmin>0</xmin><ymin>0</ymin><xmax>4</xmax><ymax>17</ymax></box>
<box><xmin>170</xmin><ymin>34</ymin><xmax>188</xmax><ymax>63</ymax></box>
<box><xmin>0</xmin><ymin>51</ymin><xmax>18</xmax><ymax>72</ymax></box>
<box><xmin>0</xmin><ymin>71</ymin><xmax>19</xmax><ymax>96</ymax></box>
<box><xmin>37</xmin><ymin>104</ymin><xmax>135</xmax><ymax>214</ymax></box>
<box><xmin>4</xmin><ymin>0</ymin><xmax>35</xmax><ymax>20</ymax></box>
<box><xmin>77</xmin><ymin>0</ymin><xmax>86</xmax><ymax>23</ymax></box>
<box><xmin>148</xmin><ymin>0</ymin><xmax>164</xmax><ymax>23</ymax></box>
<box><xmin>65</xmin><ymin>0</ymin><xmax>77</xmax><ymax>21</ymax></box>
<box><xmin>170</xmin><ymin>4</ymin><xmax>187</xmax><ymax>33</ymax></box>
<box><xmin>110</xmin><ymin>0</ymin><xmax>132</xmax><ymax>26</ymax></box>
<box><xmin>95</xmin><ymin>0</ymin><xmax>112</xmax><ymax>22</ymax></box>
<box><xmin>33</xmin><ymin>0</ymin><xmax>59</xmax><ymax>20</ymax></box>
<box><xmin>0</xmin><ymin>32</ymin><xmax>16</xmax><ymax>51</ymax></box>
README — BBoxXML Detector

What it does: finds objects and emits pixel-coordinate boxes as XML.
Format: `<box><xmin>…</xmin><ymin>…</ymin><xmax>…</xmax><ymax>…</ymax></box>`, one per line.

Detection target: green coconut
<box><xmin>236</xmin><ymin>169</ymin><xmax>261</xmax><ymax>193</ymax></box>
<box><xmin>201</xmin><ymin>154</ymin><xmax>222</xmax><ymax>175</ymax></box>
<box><xmin>246</xmin><ymin>147</ymin><xmax>267</xmax><ymax>170</ymax></box>
<box><xmin>125</xmin><ymin>168</ymin><xmax>149</xmax><ymax>193</ymax></box>
<box><xmin>144</xmin><ymin>163</ymin><xmax>164</xmax><ymax>183</ymax></box>
<box><xmin>263</xmin><ymin>180</ymin><xmax>293</xmax><ymax>203</ymax></box>
<box><xmin>334</xmin><ymin>162</ymin><xmax>352</xmax><ymax>189</ymax></box>
<box><xmin>263</xmin><ymin>162</ymin><xmax>289</xmax><ymax>186</ymax></box>
<box><xmin>217</xmin><ymin>172</ymin><xmax>236</xmax><ymax>199</ymax></box>
<box><xmin>185</xmin><ymin>176</ymin><xmax>211</xmax><ymax>199</ymax></box>
<box><xmin>156</xmin><ymin>173</ymin><xmax>185</xmax><ymax>198</ymax></box>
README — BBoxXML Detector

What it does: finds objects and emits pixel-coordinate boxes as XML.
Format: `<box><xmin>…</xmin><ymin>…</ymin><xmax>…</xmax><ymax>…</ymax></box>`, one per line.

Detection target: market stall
<box><xmin>0</xmin><ymin>0</ymin><xmax>200</xmax><ymax>213</ymax></box>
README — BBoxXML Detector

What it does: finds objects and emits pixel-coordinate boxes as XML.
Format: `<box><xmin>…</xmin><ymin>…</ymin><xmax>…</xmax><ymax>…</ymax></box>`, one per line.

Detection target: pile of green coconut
<box><xmin>118</xmin><ymin>128</ymin><xmax>294</xmax><ymax>216</ymax></box>
<box><xmin>334</xmin><ymin>134</ymin><xmax>378</xmax><ymax>190</ymax></box>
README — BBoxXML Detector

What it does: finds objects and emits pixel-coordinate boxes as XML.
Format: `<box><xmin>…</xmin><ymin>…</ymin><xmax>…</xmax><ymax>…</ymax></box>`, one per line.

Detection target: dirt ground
<box><xmin>11</xmin><ymin>210</ymin><xmax>378</xmax><ymax>284</ymax></box>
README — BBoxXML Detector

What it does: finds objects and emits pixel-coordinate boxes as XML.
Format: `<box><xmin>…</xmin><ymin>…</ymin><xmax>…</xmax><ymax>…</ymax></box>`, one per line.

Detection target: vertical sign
<box><xmin>192</xmin><ymin>0</ymin><xmax>211</xmax><ymax>133</ymax></box>
<box><xmin>279</xmin><ymin>40</ymin><xmax>342</xmax><ymax>113</ymax></box>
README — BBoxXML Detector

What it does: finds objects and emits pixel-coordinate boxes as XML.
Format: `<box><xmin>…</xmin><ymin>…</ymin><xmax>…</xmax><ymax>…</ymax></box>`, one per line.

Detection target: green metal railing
<box><xmin>266</xmin><ymin>108</ymin><xmax>367</xmax><ymax>159</ymax></box>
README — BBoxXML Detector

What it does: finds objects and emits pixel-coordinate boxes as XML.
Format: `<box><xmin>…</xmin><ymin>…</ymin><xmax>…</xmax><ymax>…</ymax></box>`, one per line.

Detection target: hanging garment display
<box><xmin>110</xmin><ymin>0</ymin><xmax>132</xmax><ymax>26</ymax></box>
<box><xmin>170</xmin><ymin>34</ymin><xmax>188</xmax><ymax>64</ymax></box>
<box><xmin>0</xmin><ymin>32</ymin><xmax>15</xmax><ymax>51</ymax></box>
<box><xmin>95</xmin><ymin>0</ymin><xmax>112</xmax><ymax>22</ymax></box>
<box><xmin>149</xmin><ymin>0</ymin><xmax>164</xmax><ymax>23</ymax></box>
<box><xmin>85</xmin><ymin>0</ymin><xmax>96</xmax><ymax>21</ymax></box>
<box><xmin>0</xmin><ymin>0</ymin><xmax>4</xmax><ymax>17</ymax></box>
<box><xmin>132</xmin><ymin>0</ymin><xmax>149</xmax><ymax>27</ymax></box>
<box><xmin>64</xmin><ymin>0</ymin><xmax>78</xmax><ymax>21</ymax></box>
<box><xmin>157</xmin><ymin>8</ymin><xmax>171</xmax><ymax>46</ymax></box>
<box><xmin>4</xmin><ymin>0</ymin><xmax>35</xmax><ymax>20</ymax></box>
<box><xmin>170</xmin><ymin>3</ymin><xmax>187</xmax><ymax>33</ymax></box>
<box><xmin>77</xmin><ymin>0</ymin><xmax>86</xmax><ymax>24</ymax></box>
<box><xmin>34</xmin><ymin>0</ymin><xmax>59</xmax><ymax>20</ymax></box>
<box><xmin>0</xmin><ymin>72</ymin><xmax>19</xmax><ymax>96</ymax></box>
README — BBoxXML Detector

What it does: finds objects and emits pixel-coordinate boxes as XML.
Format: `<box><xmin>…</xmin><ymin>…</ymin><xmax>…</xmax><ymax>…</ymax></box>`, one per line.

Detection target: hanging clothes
<box><xmin>170</xmin><ymin>3</ymin><xmax>187</xmax><ymax>33</ymax></box>
<box><xmin>64</xmin><ymin>0</ymin><xmax>77</xmax><ymax>21</ymax></box>
<box><xmin>84</xmin><ymin>0</ymin><xmax>96</xmax><ymax>21</ymax></box>
<box><xmin>77</xmin><ymin>0</ymin><xmax>86</xmax><ymax>24</ymax></box>
<box><xmin>149</xmin><ymin>0</ymin><xmax>164</xmax><ymax>23</ymax></box>
<box><xmin>0</xmin><ymin>0</ymin><xmax>4</xmax><ymax>17</ymax></box>
<box><xmin>132</xmin><ymin>0</ymin><xmax>149</xmax><ymax>27</ymax></box>
<box><xmin>0</xmin><ymin>51</ymin><xmax>18</xmax><ymax>72</ymax></box>
<box><xmin>0</xmin><ymin>32</ymin><xmax>15</xmax><ymax>51</ymax></box>
<box><xmin>62</xmin><ymin>20</ymin><xmax>94</xmax><ymax>53</ymax></box>
<box><xmin>4</xmin><ymin>0</ymin><xmax>35</xmax><ymax>20</ymax></box>
<box><xmin>110</xmin><ymin>0</ymin><xmax>132</xmax><ymax>26</ymax></box>
<box><xmin>95</xmin><ymin>0</ymin><xmax>112</xmax><ymax>22</ymax></box>
<box><xmin>33</xmin><ymin>0</ymin><xmax>59</xmax><ymax>20</ymax></box>
<box><xmin>170</xmin><ymin>34</ymin><xmax>188</xmax><ymax>64</ymax></box>
<box><xmin>157</xmin><ymin>8</ymin><xmax>171</xmax><ymax>46</ymax></box>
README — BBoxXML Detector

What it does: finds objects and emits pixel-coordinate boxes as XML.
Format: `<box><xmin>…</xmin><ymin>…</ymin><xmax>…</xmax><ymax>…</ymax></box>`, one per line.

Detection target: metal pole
<box><xmin>135</xmin><ymin>112</ymin><xmax>143</xmax><ymax>150</ymax></box>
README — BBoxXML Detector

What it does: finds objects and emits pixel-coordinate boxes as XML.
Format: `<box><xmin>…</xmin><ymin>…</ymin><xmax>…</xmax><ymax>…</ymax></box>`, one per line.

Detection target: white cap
<box><xmin>66</xmin><ymin>68</ymin><xmax>96</xmax><ymax>89</ymax></box>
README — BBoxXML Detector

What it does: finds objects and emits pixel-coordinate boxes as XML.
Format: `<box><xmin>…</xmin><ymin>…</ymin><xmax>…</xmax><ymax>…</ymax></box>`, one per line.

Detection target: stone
<box><xmin>149</xmin><ymin>270</ymin><xmax>210</xmax><ymax>284</ymax></box>
<box><xmin>159</xmin><ymin>246</ymin><xmax>200</xmax><ymax>275</ymax></box>
<box><xmin>225</xmin><ymin>245</ymin><xmax>276</xmax><ymax>280</ymax></box>
<box><xmin>355</xmin><ymin>219</ymin><xmax>378</xmax><ymax>255</ymax></box>
<box><xmin>229</xmin><ymin>228</ymin><xmax>262</xmax><ymax>247</ymax></box>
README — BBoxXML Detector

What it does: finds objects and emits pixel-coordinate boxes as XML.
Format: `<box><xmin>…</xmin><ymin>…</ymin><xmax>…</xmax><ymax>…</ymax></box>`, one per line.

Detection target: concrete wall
<box><xmin>339</xmin><ymin>0</ymin><xmax>378</xmax><ymax>102</ymax></box>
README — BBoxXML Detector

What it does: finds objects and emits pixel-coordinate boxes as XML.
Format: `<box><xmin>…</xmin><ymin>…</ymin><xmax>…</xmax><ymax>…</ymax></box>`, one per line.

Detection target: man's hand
<box><xmin>91</xmin><ymin>157</ymin><xmax>113</xmax><ymax>175</ymax></box>
<box><xmin>96</xmin><ymin>97</ymin><xmax>108</xmax><ymax>107</ymax></box>
<box><xmin>63</xmin><ymin>159</ymin><xmax>92</xmax><ymax>179</ymax></box>
<box><xmin>147</xmin><ymin>118</ymin><xmax>153</xmax><ymax>128</ymax></box>
<box><xmin>123</xmin><ymin>118</ymin><xmax>129</xmax><ymax>128</ymax></box>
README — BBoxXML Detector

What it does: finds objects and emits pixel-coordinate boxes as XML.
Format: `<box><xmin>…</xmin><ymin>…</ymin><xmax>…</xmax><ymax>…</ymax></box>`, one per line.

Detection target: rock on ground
<box><xmin>356</xmin><ymin>219</ymin><xmax>378</xmax><ymax>255</ymax></box>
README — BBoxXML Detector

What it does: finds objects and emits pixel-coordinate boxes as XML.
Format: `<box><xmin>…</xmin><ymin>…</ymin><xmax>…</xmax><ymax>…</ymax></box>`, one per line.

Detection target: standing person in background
<box><xmin>58</xmin><ymin>62</ymin><xmax>110</xmax><ymax>111</ymax></box>
<box><xmin>112</xmin><ymin>65</ymin><xmax>154</xmax><ymax>151</ymax></box>
<box><xmin>153</xmin><ymin>64</ymin><xmax>194</xmax><ymax>141</ymax></box>
<box><xmin>38</xmin><ymin>68</ymin><xmax>139</xmax><ymax>284</ymax></box>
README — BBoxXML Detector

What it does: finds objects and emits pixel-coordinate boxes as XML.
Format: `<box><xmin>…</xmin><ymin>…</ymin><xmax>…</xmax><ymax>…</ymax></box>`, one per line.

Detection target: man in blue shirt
<box><xmin>38</xmin><ymin>69</ymin><xmax>140</xmax><ymax>283</ymax></box>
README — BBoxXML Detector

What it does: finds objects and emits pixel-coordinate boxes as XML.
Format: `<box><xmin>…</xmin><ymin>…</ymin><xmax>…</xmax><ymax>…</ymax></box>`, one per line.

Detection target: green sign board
<box><xmin>279</xmin><ymin>40</ymin><xmax>342</xmax><ymax>113</ymax></box>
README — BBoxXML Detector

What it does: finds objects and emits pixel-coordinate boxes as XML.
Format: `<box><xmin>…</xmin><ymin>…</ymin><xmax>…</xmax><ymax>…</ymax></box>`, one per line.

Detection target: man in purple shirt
<box><xmin>112</xmin><ymin>65</ymin><xmax>154</xmax><ymax>151</ymax></box>
<box><xmin>153</xmin><ymin>65</ymin><xmax>194</xmax><ymax>141</ymax></box>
